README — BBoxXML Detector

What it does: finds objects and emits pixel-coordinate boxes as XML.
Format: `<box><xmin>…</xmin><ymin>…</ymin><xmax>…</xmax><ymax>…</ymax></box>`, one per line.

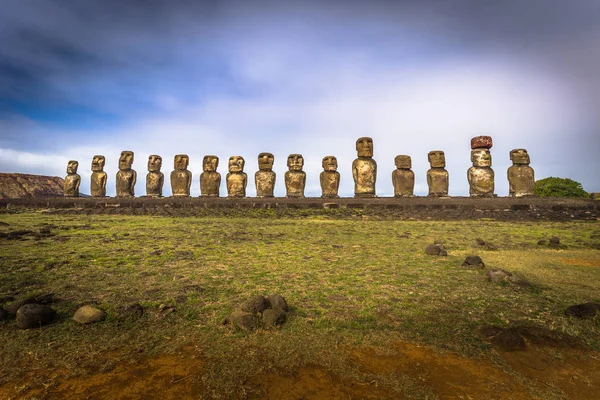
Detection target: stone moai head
<box><xmin>148</xmin><ymin>155</ymin><xmax>162</xmax><ymax>172</ymax></box>
<box><xmin>228</xmin><ymin>156</ymin><xmax>245</xmax><ymax>173</ymax></box>
<box><xmin>91</xmin><ymin>155</ymin><xmax>105</xmax><ymax>172</ymax></box>
<box><xmin>395</xmin><ymin>155</ymin><xmax>411</xmax><ymax>169</ymax></box>
<box><xmin>119</xmin><ymin>151</ymin><xmax>134</xmax><ymax>170</ymax></box>
<box><xmin>287</xmin><ymin>154</ymin><xmax>304</xmax><ymax>171</ymax></box>
<box><xmin>471</xmin><ymin>148</ymin><xmax>492</xmax><ymax>167</ymax></box>
<box><xmin>322</xmin><ymin>156</ymin><xmax>338</xmax><ymax>172</ymax></box>
<box><xmin>174</xmin><ymin>154</ymin><xmax>189</xmax><ymax>170</ymax></box>
<box><xmin>67</xmin><ymin>160</ymin><xmax>79</xmax><ymax>174</ymax></box>
<box><xmin>258</xmin><ymin>153</ymin><xmax>274</xmax><ymax>171</ymax></box>
<box><xmin>203</xmin><ymin>155</ymin><xmax>219</xmax><ymax>172</ymax></box>
<box><xmin>356</xmin><ymin>137</ymin><xmax>374</xmax><ymax>158</ymax></box>
<box><xmin>428</xmin><ymin>151</ymin><xmax>445</xmax><ymax>168</ymax></box>
<box><xmin>510</xmin><ymin>149</ymin><xmax>530</xmax><ymax>165</ymax></box>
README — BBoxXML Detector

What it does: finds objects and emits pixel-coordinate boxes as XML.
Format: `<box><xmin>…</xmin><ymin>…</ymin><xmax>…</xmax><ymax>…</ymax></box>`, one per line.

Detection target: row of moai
<box><xmin>63</xmin><ymin>136</ymin><xmax>535</xmax><ymax>198</ymax></box>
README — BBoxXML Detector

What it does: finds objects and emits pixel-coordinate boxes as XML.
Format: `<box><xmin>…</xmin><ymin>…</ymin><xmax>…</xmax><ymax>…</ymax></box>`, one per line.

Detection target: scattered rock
<box><xmin>5</xmin><ymin>297</ymin><xmax>37</xmax><ymax>315</ymax></box>
<box><xmin>241</xmin><ymin>295</ymin><xmax>269</xmax><ymax>314</ymax></box>
<box><xmin>118</xmin><ymin>303</ymin><xmax>144</xmax><ymax>321</ymax></box>
<box><xmin>425</xmin><ymin>244</ymin><xmax>441</xmax><ymax>256</ymax></box>
<box><xmin>462</xmin><ymin>256</ymin><xmax>485</xmax><ymax>268</ymax></box>
<box><xmin>262</xmin><ymin>308</ymin><xmax>286</xmax><ymax>327</ymax></box>
<box><xmin>486</xmin><ymin>268</ymin><xmax>513</xmax><ymax>283</ymax></box>
<box><xmin>228</xmin><ymin>311</ymin><xmax>258</xmax><ymax>331</ymax></box>
<box><xmin>0</xmin><ymin>307</ymin><xmax>7</xmax><ymax>321</ymax></box>
<box><xmin>549</xmin><ymin>236</ymin><xmax>561</xmax><ymax>248</ymax></box>
<box><xmin>475</xmin><ymin>238</ymin><xmax>486</xmax><ymax>246</ymax></box>
<box><xmin>16</xmin><ymin>304</ymin><xmax>56</xmax><ymax>329</ymax></box>
<box><xmin>537</xmin><ymin>239</ymin><xmax>547</xmax><ymax>246</ymax></box>
<box><xmin>73</xmin><ymin>305</ymin><xmax>106</xmax><ymax>324</ymax></box>
<box><xmin>565</xmin><ymin>302</ymin><xmax>600</xmax><ymax>319</ymax></box>
<box><xmin>439</xmin><ymin>248</ymin><xmax>448</xmax><ymax>256</ymax></box>
<box><xmin>433</xmin><ymin>239</ymin><xmax>444</xmax><ymax>245</ymax></box>
<box><xmin>267</xmin><ymin>295</ymin><xmax>289</xmax><ymax>312</ymax></box>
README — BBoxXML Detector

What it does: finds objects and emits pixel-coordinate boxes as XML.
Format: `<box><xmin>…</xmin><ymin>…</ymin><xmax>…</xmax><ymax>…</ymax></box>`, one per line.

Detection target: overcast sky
<box><xmin>1</xmin><ymin>0</ymin><xmax>599</xmax><ymax>196</ymax></box>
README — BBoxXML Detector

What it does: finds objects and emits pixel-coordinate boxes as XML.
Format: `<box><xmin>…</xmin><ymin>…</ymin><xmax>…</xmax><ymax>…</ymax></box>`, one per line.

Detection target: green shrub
<box><xmin>534</xmin><ymin>177</ymin><xmax>588</xmax><ymax>198</ymax></box>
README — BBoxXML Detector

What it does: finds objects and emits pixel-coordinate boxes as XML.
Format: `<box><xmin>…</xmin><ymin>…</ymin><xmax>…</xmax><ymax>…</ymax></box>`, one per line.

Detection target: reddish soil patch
<box><xmin>560</xmin><ymin>258</ymin><xmax>600</xmax><ymax>267</ymax></box>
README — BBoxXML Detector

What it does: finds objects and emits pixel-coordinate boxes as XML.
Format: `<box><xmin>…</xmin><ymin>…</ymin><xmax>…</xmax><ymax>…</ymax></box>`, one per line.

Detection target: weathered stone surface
<box><xmin>285</xmin><ymin>154</ymin><xmax>306</xmax><ymax>198</ymax></box>
<box><xmin>73</xmin><ymin>305</ymin><xmax>106</xmax><ymax>324</ymax></box>
<box><xmin>267</xmin><ymin>295</ymin><xmax>289</xmax><ymax>312</ymax></box>
<box><xmin>116</xmin><ymin>151</ymin><xmax>136</xmax><ymax>198</ymax></box>
<box><xmin>485</xmin><ymin>268</ymin><xmax>513</xmax><ymax>282</ymax></box>
<box><xmin>200</xmin><ymin>155</ymin><xmax>221</xmax><ymax>197</ymax></box>
<box><xmin>468</xmin><ymin>148</ymin><xmax>494</xmax><ymax>197</ymax></box>
<box><xmin>320</xmin><ymin>156</ymin><xmax>340</xmax><ymax>198</ymax></box>
<box><xmin>146</xmin><ymin>155</ymin><xmax>164</xmax><ymax>197</ymax></box>
<box><xmin>565</xmin><ymin>302</ymin><xmax>600</xmax><ymax>319</ymax></box>
<box><xmin>118</xmin><ymin>303</ymin><xmax>144</xmax><ymax>321</ymax></box>
<box><xmin>90</xmin><ymin>155</ymin><xmax>107</xmax><ymax>197</ymax></box>
<box><xmin>462</xmin><ymin>255</ymin><xmax>485</xmax><ymax>268</ymax></box>
<box><xmin>471</xmin><ymin>135</ymin><xmax>493</xmax><ymax>149</ymax></box>
<box><xmin>171</xmin><ymin>154</ymin><xmax>192</xmax><ymax>197</ymax></box>
<box><xmin>508</xmin><ymin>149</ymin><xmax>534</xmax><ymax>197</ymax></box>
<box><xmin>226</xmin><ymin>156</ymin><xmax>247</xmax><ymax>198</ymax></box>
<box><xmin>64</xmin><ymin>161</ymin><xmax>80</xmax><ymax>197</ymax></box>
<box><xmin>352</xmin><ymin>137</ymin><xmax>377</xmax><ymax>198</ymax></box>
<box><xmin>426</xmin><ymin>151</ymin><xmax>448</xmax><ymax>197</ymax></box>
<box><xmin>549</xmin><ymin>236</ymin><xmax>560</xmax><ymax>246</ymax></box>
<box><xmin>241</xmin><ymin>295</ymin><xmax>269</xmax><ymax>314</ymax></box>
<box><xmin>16</xmin><ymin>304</ymin><xmax>56</xmax><ymax>329</ymax></box>
<box><xmin>228</xmin><ymin>311</ymin><xmax>258</xmax><ymax>331</ymax></box>
<box><xmin>425</xmin><ymin>244</ymin><xmax>441</xmax><ymax>256</ymax></box>
<box><xmin>0</xmin><ymin>307</ymin><xmax>7</xmax><ymax>321</ymax></box>
<box><xmin>5</xmin><ymin>297</ymin><xmax>37</xmax><ymax>315</ymax></box>
<box><xmin>0</xmin><ymin>173</ymin><xmax>64</xmax><ymax>199</ymax></box>
<box><xmin>537</xmin><ymin>239</ymin><xmax>547</xmax><ymax>245</ymax></box>
<box><xmin>392</xmin><ymin>155</ymin><xmax>414</xmax><ymax>197</ymax></box>
<box><xmin>255</xmin><ymin>153</ymin><xmax>276</xmax><ymax>197</ymax></box>
<box><xmin>262</xmin><ymin>308</ymin><xmax>286</xmax><ymax>327</ymax></box>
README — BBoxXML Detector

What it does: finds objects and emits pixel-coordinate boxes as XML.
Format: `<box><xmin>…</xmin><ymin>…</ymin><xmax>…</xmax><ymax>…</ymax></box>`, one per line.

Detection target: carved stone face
<box><xmin>356</xmin><ymin>137</ymin><xmax>374</xmax><ymax>158</ymax></box>
<box><xmin>67</xmin><ymin>160</ymin><xmax>78</xmax><ymax>174</ymax></box>
<box><xmin>119</xmin><ymin>151</ymin><xmax>134</xmax><ymax>170</ymax></box>
<box><xmin>471</xmin><ymin>148</ymin><xmax>492</xmax><ymax>167</ymax></box>
<box><xmin>203</xmin><ymin>155</ymin><xmax>219</xmax><ymax>172</ymax></box>
<box><xmin>428</xmin><ymin>151</ymin><xmax>445</xmax><ymax>168</ymax></box>
<box><xmin>395</xmin><ymin>155</ymin><xmax>411</xmax><ymax>169</ymax></box>
<box><xmin>228</xmin><ymin>156</ymin><xmax>245</xmax><ymax>173</ymax></box>
<box><xmin>148</xmin><ymin>155</ymin><xmax>162</xmax><ymax>172</ymax></box>
<box><xmin>510</xmin><ymin>149</ymin><xmax>530</xmax><ymax>165</ymax></box>
<box><xmin>258</xmin><ymin>153</ymin><xmax>274</xmax><ymax>171</ymax></box>
<box><xmin>174</xmin><ymin>154</ymin><xmax>189</xmax><ymax>170</ymax></box>
<box><xmin>322</xmin><ymin>156</ymin><xmax>338</xmax><ymax>172</ymax></box>
<box><xmin>287</xmin><ymin>154</ymin><xmax>304</xmax><ymax>171</ymax></box>
<box><xmin>91</xmin><ymin>155</ymin><xmax>105</xmax><ymax>172</ymax></box>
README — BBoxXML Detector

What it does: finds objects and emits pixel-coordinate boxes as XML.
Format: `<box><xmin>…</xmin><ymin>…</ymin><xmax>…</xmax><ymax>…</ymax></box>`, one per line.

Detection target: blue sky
<box><xmin>1</xmin><ymin>0</ymin><xmax>599</xmax><ymax>196</ymax></box>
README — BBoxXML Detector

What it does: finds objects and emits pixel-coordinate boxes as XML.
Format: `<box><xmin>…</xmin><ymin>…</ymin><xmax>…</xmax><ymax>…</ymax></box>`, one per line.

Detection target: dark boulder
<box><xmin>16</xmin><ymin>304</ymin><xmax>56</xmax><ymax>329</ymax></box>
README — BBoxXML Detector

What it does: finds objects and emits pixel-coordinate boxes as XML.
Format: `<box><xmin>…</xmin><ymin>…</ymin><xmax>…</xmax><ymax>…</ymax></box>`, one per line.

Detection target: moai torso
<box><xmin>146</xmin><ymin>155</ymin><xmax>164</xmax><ymax>197</ymax></box>
<box><xmin>255</xmin><ymin>153</ymin><xmax>276</xmax><ymax>197</ymax></box>
<box><xmin>426</xmin><ymin>151</ymin><xmax>448</xmax><ymax>196</ymax></box>
<box><xmin>468</xmin><ymin>136</ymin><xmax>495</xmax><ymax>197</ymax></box>
<box><xmin>90</xmin><ymin>155</ymin><xmax>107</xmax><ymax>197</ymax></box>
<box><xmin>170</xmin><ymin>154</ymin><xmax>192</xmax><ymax>197</ymax></box>
<box><xmin>116</xmin><ymin>151</ymin><xmax>136</xmax><ymax>197</ymax></box>
<box><xmin>392</xmin><ymin>155</ymin><xmax>414</xmax><ymax>197</ymax></box>
<box><xmin>226</xmin><ymin>156</ymin><xmax>247</xmax><ymax>197</ymax></box>
<box><xmin>352</xmin><ymin>137</ymin><xmax>377</xmax><ymax>197</ymax></box>
<box><xmin>64</xmin><ymin>160</ymin><xmax>80</xmax><ymax>197</ymax></box>
<box><xmin>508</xmin><ymin>149</ymin><xmax>534</xmax><ymax>197</ymax></box>
<box><xmin>285</xmin><ymin>154</ymin><xmax>306</xmax><ymax>198</ymax></box>
<box><xmin>320</xmin><ymin>156</ymin><xmax>340</xmax><ymax>198</ymax></box>
<box><xmin>200</xmin><ymin>156</ymin><xmax>221</xmax><ymax>197</ymax></box>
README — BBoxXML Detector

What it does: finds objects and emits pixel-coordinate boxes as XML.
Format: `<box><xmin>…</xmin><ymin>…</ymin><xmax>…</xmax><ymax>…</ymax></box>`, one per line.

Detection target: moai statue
<box><xmin>116</xmin><ymin>150</ymin><xmax>136</xmax><ymax>198</ymax></box>
<box><xmin>508</xmin><ymin>149</ymin><xmax>535</xmax><ymax>197</ymax></box>
<box><xmin>64</xmin><ymin>160</ymin><xmax>80</xmax><ymax>197</ymax></box>
<box><xmin>170</xmin><ymin>154</ymin><xmax>192</xmax><ymax>197</ymax></box>
<box><xmin>392</xmin><ymin>155</ymin><xmax>414</xmax><ymax>197</ymax></box>
<box><xmin>226</xmin><ymin>156</ymin><xmax>247</xmax><ymax>197</ymax></box>
<box><xmin>146</xmin><ymin>155</ymin><xmax>164</xmax><ymax>197</ymax></box>
<box><xmin>255</xmin><ymin>152</ymin><xmax>276</xmax><ymax>197</ymax></box>
<box><xmin>468</xmin><ymin>136</ymin><xmax>495</xmax><ymax>197</ymax></box>
<box><xmin>200</xmin><ymin>155</ymin><xmax>221</xmax><ymax>197</ymax></box>
<box><xmin>352</xmin><ymin>137</ymin><xmax>377</xmax><ymax>197</ymax></box>
<box><xmin>427</xmin><ymin>151</ymin><xmax>449</xmax><ymax>197</ymax></box>
<box><xmin>285</xmin><ymin>154</ymin><xmax>306</xmax><ymax>198</ymax></box>
<box><xmin>320</xmin><ymin>156</ymin><xmax>340</xmax><ymax>198</ymax></box>
<box><xmin>90</xmin><ymin>155</ymin><xmax>107</xmax><ymax>197</ymax></box>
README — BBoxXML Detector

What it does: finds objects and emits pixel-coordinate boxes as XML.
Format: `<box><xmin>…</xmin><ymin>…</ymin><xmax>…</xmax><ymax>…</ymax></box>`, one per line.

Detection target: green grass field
<box><xmin>1</xmin><ymin>213</ymin><xmax>599</xmax><ymax>399</ymax></box>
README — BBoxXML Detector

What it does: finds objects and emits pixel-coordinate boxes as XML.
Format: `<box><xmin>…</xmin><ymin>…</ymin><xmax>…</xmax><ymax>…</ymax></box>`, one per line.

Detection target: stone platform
<box><xmin>1</xmin><ymin>196</ymin><xmax>598</xmax><ymax>221</ymax></box>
